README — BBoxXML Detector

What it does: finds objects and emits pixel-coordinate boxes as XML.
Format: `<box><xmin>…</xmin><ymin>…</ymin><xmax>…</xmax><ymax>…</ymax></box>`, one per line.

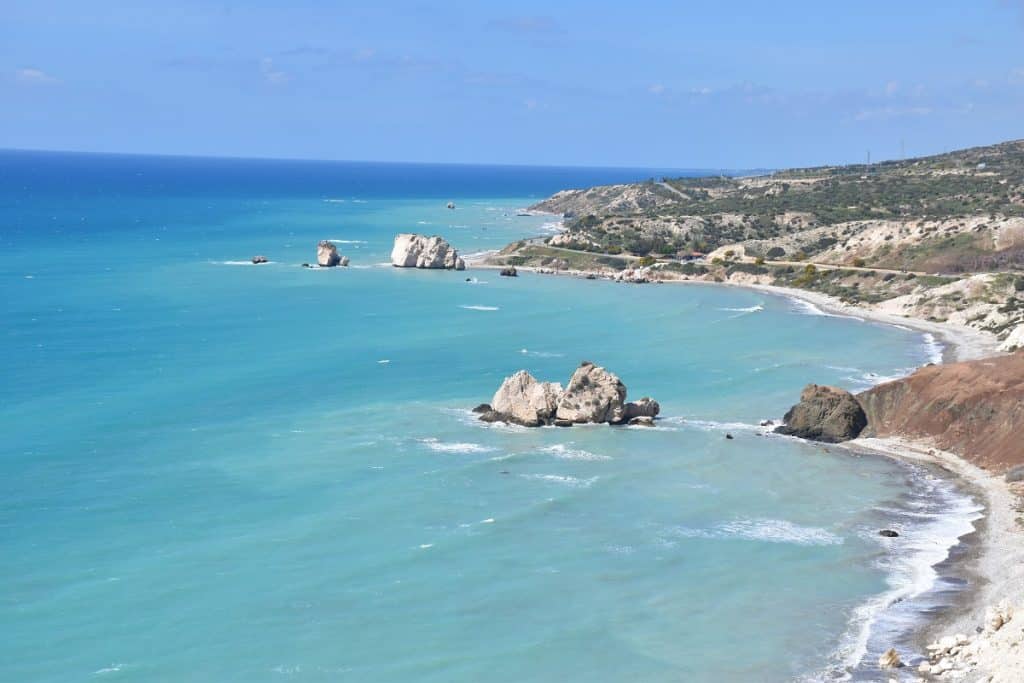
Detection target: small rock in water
<box><xmin>471</xmin><ymin>403</ymin><xmax>493</xmax><ymax>414</ymax></box>
<box><xmin>725</xmin><ymin>433</ymin><xmax>734</xmax><ymax>440</ymax></box>
<box><xmin>251</xmin><ymin>255</ymin><xmax>268</xmax><ymax>264</ymax></box>
<box><xmin>500</xmin><ymin>267</ymin><xmax>518</xmax><ymax>277</ymax></box>
<box><xmin>301</xmin><ymin>263</ymin><xmax>310</xmax><ymax>268</ymax></box>
<box><xmin>879</xmin><ymin>529</ymin><xmax>900</xmax><ymax>538</ymax></box>
<box><xmin>878</xmin><ymin>647</ymin><xmax>901</xmax><ymax>669</ymax></box>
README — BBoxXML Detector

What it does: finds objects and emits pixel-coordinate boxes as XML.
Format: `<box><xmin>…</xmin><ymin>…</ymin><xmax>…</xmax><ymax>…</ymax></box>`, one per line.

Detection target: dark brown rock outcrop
<box><xmin>774</xmin><ymin>384</ymin><xmax>868</xmax><ymax>443</ymax></box>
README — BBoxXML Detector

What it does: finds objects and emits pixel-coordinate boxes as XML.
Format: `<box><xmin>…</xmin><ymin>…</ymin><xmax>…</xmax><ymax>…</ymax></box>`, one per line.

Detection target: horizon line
<box><xmin>0</xmin><ymin>145</ymin><xmax>773</xmax><ymax>175</ymax></box>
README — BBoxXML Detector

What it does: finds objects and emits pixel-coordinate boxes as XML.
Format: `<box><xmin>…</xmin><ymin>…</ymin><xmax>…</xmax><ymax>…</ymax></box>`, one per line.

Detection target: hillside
<box><xmin>486</xmin><ymin>139</ymin><xmax>1024</xmax><ymax>349</ymax></box>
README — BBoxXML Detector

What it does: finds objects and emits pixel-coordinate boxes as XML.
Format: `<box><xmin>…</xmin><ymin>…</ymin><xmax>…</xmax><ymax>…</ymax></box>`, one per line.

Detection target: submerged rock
<box><xmin>317</xmin><ymin>240</ymin><xmax>345</xmax><ymax>267</ymax></box>
<box><xmin>391</xmin><ymin>233</ymin><xmax>465</xmax><ymax>270</ymax></box>
<box><xmin>879</xmin><ymin>529</ymin><xmax>900</xmax><ymax>538</ymax></box>
<box><xmin>774</xmin><ymin>384</ymin><xmax>867</xmax><ymax>443</ymax></box>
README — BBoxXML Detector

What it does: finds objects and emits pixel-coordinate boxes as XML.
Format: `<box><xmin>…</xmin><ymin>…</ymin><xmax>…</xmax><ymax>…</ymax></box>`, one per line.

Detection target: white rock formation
<box><xmin>489</xmin><ymin>371</ymin><xmax>563</xmax><ymax>427</ymax></box>
<box><xmin>317</xmin><ymin>240</ymin><xmax>346</xmax><ymax>267</ymax></box>
<box><xmin>391</xmin><ymin>234</ymin><xmax>465</xmax><ymax>270</ymax></box>
<box><xmin>1000</xmin><ymin>324</ymin><xmax>1024</xmax><ymax>352</ymax></box>
<box><xmin>555</xmin><ymin>362</ymin><xmax>628</xmax><ymax>424</ymax></box>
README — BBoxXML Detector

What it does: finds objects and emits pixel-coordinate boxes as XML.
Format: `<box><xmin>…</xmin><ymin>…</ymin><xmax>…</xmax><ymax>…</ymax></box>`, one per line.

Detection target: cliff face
<box><xmin>857</xmin><ymin>351</ymin><xmax>1024</xmax><ymax>472</ymax></box>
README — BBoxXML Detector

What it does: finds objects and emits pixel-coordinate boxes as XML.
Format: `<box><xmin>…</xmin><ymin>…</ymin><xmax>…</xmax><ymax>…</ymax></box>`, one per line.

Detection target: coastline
<box><xmin>466</xmin><ymin>257</ymin><xmax>1018</xmax><ymax>679</ymax></box>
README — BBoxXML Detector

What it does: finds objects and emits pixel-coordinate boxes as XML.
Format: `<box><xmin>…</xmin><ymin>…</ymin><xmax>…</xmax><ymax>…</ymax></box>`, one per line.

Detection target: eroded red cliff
<box><xmin>857</xmin><ymin>351</ymin><xmax>1024</xmax><ymax>472</ymax></box>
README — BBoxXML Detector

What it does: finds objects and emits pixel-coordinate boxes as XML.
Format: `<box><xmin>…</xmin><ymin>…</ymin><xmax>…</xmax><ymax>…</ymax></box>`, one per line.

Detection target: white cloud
<box><xmin>884</xmin><ymin>80</ymin><xmax>899</xmax><ymax>96</ymax></box>
<box><xmin>648</xmin><ymin>83</ymin><xmax>665</xmax><ymax>95</ymax></box>
<box><xmin>259</xmin><ymin>58</ymin><xmax>288</xmax><ymax>86</ymax></box>
<box><xmin>14</xmin><ymin>67</ymin><xmax>59</xmax><ymax>85</ymax></box>
<box><xmin>854</xmin><ymin>105</ymin><xmax>932</xmax><ymax>121</ymax></box>
<box><xmin>690</xmin><ymin>86</ymin><xmax>712</xmax><ymax>96</ymax></box>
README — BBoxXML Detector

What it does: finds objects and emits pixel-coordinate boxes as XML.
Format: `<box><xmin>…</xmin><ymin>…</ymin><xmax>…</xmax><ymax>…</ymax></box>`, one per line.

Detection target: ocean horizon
<box><xmin>0</xmin><ymin>151</ymin><xmax>978</xmax><ymax>681</ymax></box>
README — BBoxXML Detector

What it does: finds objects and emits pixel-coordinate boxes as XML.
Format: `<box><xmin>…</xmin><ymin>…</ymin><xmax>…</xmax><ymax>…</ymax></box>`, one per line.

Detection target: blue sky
<box><xmin>3</xmin><ymin>1</ymin><xmax>1024</xmax><ymax>168</ymax></box>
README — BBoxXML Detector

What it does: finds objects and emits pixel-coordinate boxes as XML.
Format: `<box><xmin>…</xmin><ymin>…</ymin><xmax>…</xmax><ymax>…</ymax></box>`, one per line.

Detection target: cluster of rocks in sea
<box><xmin>474</xmin><ymin>361</ymin><xmax>660</xmax><ymax>427</ymax></box>
<box><xmin>391</xmin><ymin>233</ymin><xmax>465</xmax><ymax>270</ymax></box>
<box><xmin>251</xmin><ymin>233</ymin><xmax>468</xmax><ymax>271</ymax></box>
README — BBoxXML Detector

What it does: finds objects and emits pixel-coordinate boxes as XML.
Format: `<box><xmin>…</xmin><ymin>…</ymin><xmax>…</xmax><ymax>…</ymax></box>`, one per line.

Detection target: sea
<box><xmin>0</xmin><ymin>150</ymin><xmax>982</xmax><ymax>682</ymax></box>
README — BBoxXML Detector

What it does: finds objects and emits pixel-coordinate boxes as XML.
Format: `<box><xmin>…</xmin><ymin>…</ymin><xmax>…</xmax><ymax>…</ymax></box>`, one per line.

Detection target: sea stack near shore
<box><xmin>477</xmin><ymin>361</ymin><xmax>660</xmax><ymax>427</ymax></box>
<box><xmin>774</xmin><ymin>384</ymin><xmax>867</xmax><ymax>443</ymax></box>
<box><xmin>775</xmin><ymin>351</ymin><xmax>1024</xmax><ymax>472</ymax></box>
<box><xmin>391</xmin><ymin>233</ymin><xmax>465</xmax><ymax>270</ymax></box>
<box><xmin>317</xmin><ymin>240</ymin><xmax>350</xmax><ymax>267</ymax></box>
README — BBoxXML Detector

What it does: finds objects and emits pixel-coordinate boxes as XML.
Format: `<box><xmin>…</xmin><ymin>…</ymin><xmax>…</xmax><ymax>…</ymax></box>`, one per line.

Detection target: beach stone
<box><xmin>487</xmin><ymin>370</ymin><xmax>563</xmax><ymax>427</ymax></box>
<box><xmin>1005</xmin><ymin>465</ymin><xmax>1024</xmax><ymax>483</ymax></box>
<box><xmin>879</xmin><ymin>529</ymin><xmax>900</xmax><ymax>537</ymax></box>
<box><xmin>555</xmin><ymin>361</ymin><xmax>628</xmax><ymax>424</ymax></box>
<box><xmin>251</xmin><ymin>255</ymin><xmax>268</xmax><ymax>264</ymax></box>
<box><xmin>878</xmin><ymin>648</ymin><xmax>902</xmax><ymax>669</ymax></box>
<box><xmin>391</xmin><ymin>233</ymin><xmax>465</xmax><ymax>270</ymax></box>
<box><xmin>774</xmin><ymin>384</ymin><xmax>867</xmax><ymax>442</ymax></box>
<box><xmin>317</xmin><ymin>240</ymin><xmax>342</xmax><ymax>267</ymax></box>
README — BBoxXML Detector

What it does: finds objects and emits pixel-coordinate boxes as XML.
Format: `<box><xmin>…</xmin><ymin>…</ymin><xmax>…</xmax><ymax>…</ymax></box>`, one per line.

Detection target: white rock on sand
<box><xmin>391</xmin><ymin>233</ymin><xmax>465</xmax><ymax>270</ymax></box>
<box><xmin>999</xmin><ymin>324</ymin><xmax>1024</xmax><ymax>352</ymax></box>
<box><xmin>919</xmin><ymin>601</ymin><xmax>1023</xmax><ymax>682</ymax></box>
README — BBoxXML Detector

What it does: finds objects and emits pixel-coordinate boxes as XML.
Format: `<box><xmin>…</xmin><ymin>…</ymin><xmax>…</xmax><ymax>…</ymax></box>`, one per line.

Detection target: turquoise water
<box><xmin>1</xmin><ymin>152</ymin><xmax>975</xmax><ymax>681</ymax></box>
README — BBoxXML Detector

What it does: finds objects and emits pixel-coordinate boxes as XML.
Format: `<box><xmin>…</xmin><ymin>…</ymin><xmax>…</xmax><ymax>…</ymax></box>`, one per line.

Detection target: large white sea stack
<box><xmin>391</xmin><ymin>233</ymin><xmax>465</xmax><ymax>270</ymax></box>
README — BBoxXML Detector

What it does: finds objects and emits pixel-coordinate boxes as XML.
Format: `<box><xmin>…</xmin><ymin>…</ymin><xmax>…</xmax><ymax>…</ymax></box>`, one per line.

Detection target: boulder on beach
<box><xmin>774</xmin><ymin>384</ymin><xmax>867</xmax><ymax>443</ymax></box>
<box><xmin>391</xmin><ymin>233</ymin><xmax>465</xmax><ymax>270</ymax></box>
<box><xmin>317</xmin><ymin>240</ymin><xmax>347</xmax><ymax>267</ymax></box>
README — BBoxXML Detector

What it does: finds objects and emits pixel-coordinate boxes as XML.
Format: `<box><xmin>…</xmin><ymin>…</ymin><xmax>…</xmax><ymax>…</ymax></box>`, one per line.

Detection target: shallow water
<box><xmin>0</xmin><ymin>152</ymin><xmax>979</xmax><ymax>681</ymax></box>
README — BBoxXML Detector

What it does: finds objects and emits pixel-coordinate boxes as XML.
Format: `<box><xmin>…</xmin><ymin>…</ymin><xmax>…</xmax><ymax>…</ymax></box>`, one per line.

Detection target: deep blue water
<box><xmin>0</xmin><ymin>151</ymin><xmax>978</xmax><ymax>682</ymax></box>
